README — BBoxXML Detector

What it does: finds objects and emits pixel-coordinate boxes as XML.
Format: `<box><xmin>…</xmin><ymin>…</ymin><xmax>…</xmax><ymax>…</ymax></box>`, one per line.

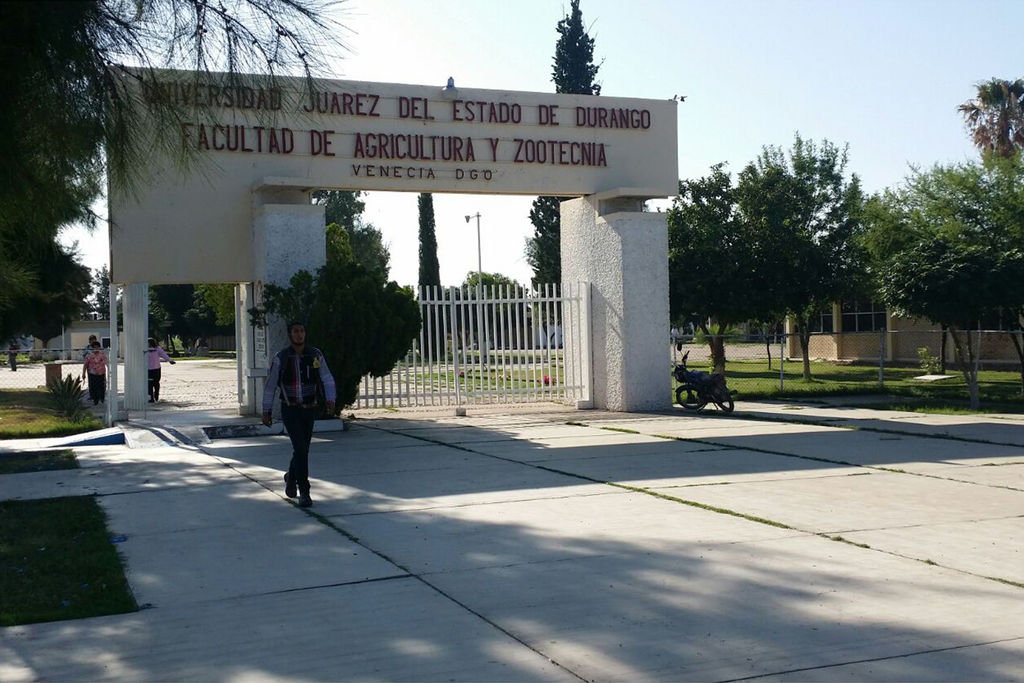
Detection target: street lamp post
<box><xmin>465</xmin><ymin>212</ymin><xmax>488</xmax><ymax>366</ymax></box>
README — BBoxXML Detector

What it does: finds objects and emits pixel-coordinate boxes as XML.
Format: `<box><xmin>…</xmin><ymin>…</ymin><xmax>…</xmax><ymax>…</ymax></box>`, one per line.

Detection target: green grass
<box><xmin>0</xmin><ymin>449</ymin><xmax>78</xmax><ymax>474</ymax></box>
<box><xmin>387</xmin><ymin>364</ymin><xmax>566</xmax><ymax>393</ymax></box>
<box><xmin>0</xmin><ymin>389</ymin><xmax>103</xmax><ymax>439</ymax></box>
<box><xmin>685</xmin><ymin>359</ymin><xmax>1024</xmax><ymax>413</ymax></box>
<box><xmin>0</xmin><ymin>496</ymin><xmax>137</xmax><ymax>625</ymax></box>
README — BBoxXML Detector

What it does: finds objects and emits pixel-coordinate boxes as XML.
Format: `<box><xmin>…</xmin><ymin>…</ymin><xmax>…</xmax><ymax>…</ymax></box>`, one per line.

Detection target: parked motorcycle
<box><xmin>672</xmin><ymin>351</ymin><xmax>736</xmax><ymax>413</ymax></box>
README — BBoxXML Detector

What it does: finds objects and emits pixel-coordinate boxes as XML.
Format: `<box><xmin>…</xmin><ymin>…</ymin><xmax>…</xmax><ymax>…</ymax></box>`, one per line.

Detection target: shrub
<box><xmin>253</xmin><ymin>260</ymin><xmax>420</xmax><ymax>410</ymax></box>
<box><xmin>46</xmin><ymin>375</ymin><xmax>88</xmax><ymax>422</ymax></box>
<box><xmin>694</xmin><ymin>325</ymin><xmax>743</xmax><ymax>344</ymax></box>
<box><xmin>917</xmin><ymin>347</ymin><xmax>942</xmax><ymax>375</ymax></box>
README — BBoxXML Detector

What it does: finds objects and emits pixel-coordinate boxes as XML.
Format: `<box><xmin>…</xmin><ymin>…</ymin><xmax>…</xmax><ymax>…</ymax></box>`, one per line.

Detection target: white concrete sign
<box><xmin>109</xmin><ymin>71</ymin><xmax>677</xmax><ymax>284</ymax></box>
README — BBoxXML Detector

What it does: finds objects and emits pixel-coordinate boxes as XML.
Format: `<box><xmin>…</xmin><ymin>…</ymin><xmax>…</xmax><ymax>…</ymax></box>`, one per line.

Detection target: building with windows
<box><xmin>787</xmin><ymin>300</ymin><xmax>1022</xmax><ymax>367</ymax></box>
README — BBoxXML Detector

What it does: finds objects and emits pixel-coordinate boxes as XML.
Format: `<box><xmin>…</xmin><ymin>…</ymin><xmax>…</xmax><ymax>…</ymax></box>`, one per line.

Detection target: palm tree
<box><xmin>958</xmin><ymin>78</ymin><xmax>1024</xmax><ymax>158</ymax></box>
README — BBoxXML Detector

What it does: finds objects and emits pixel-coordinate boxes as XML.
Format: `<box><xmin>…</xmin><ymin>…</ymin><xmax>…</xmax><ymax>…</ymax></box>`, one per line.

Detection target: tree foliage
<box><xmin>871</xmin><ymin>156</ymin><xmax>1024</xmax><ymax>406</ymax></box>
<box><xmin>151</xmin><ymin>283</ymin><xmax>231</xmax><ymax>351</ymax></box>
<box><xmin>667</xmin><ymin>164</ymin><xmax>777</xmax><ymax>372</ymax></box>
<box><xmin>314</xmin><ymin>190</ymin><xmax>390</xmax><ymax>280</ymax></box>
<box><xmin>0</xmin><ymin>0</ymin><xmax>337</xmax><ymax>338</ymax></box>
<box><xmin>418</xmin><ymin>193</ymin><xmax>441</xmax><ymax>289</ymax></box>
<box><xmin>90</xmin><ymin>266</ymin><xmax>111</xmax><ymax>317</ymax></box>
<box><xmin>460</xmin><ymin>271</ymin><xmax>523</xmax><ymax>292</ymax></box>
<box><xmin>313</xmin><ymin>190</ymin><xmax>365</xmax><ymax>231</ymax></box>
<box><xmin>0</xmin><ymin>244</ymin><xmax>92</xmax><ymax>344</ymax></box>
<box><xmin>959</xmin><ymin>78</ymin><xmax>1024</xmax><ymax>158</ymax></box>
<box><xmin>150</xmin><ymin>284</ymin><xmax>192</xmax><ymax>350</ymax></box>
<box><xmin>525</xmin><ymin>196</ymin><xmax>562</xmax><ymax>285</ymax></box>
<box><xmin>196</xmin><ymin>284</ymin><xmax>236</xmax><ymax>327</ymax></box>
<box><xmin>525</xmin><ymin>0</ymin><xmax>601</xmax><ymax>285</ymax></box>
<box><xmin>735</xmin><ymin>135</ymin><xmax>865</xmax><ymax>379</ymax></box>
<box><xmin>551</xmin><ymin>0</ymin><xmax>602</xmax><ymax>97</ymax></box>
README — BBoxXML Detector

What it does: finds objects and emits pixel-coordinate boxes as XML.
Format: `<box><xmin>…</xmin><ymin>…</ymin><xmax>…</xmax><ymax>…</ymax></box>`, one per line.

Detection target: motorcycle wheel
<box><xmin>712</xmin><ymin>397</ymin><xmax>737</xmax><ymax>413</ymax></box>
<box><xmin>676</xmin><ymin>385</ymin><xmax>707</xmax><ymax>411</ymax></box>
<box><xmin>713</xmin><ymin>390</ymin><xmax>735</xmax><ymax>413</ymax></box>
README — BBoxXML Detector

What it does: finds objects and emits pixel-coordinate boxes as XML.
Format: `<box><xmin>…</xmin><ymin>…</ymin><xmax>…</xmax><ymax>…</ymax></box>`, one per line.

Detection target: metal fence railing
<box><xmin>354</xmin><ymin>282</ymin><xmax>592</xmax><ymax>409</ymax></box>
<box><xmin>671</xmin><ymin>329</ymin><xmax>1024</xmax><ymax>402</ymax></box>
<box><xmin>0</xmin><ymin>348</ymin><xmax>100</xmax><ymax>392</ymax></box>
<box><xmin>8</xmin><ymin>328</ymin><xmax>1021</xmax><ymax>410</ymax></box>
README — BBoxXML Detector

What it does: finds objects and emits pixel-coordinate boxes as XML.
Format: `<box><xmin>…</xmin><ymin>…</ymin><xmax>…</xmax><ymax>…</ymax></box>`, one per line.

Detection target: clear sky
<box><xmin>61</xmin><ymin>0</ymin><xmax>1023</xmax><ymax>289</ymax></box>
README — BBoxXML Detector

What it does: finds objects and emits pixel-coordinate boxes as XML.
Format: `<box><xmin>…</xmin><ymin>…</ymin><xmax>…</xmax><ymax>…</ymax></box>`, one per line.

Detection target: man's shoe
<box><xmin>297</xmin><ymin>493</ymin><xmax>313</xmax><ymax>508</ymax></box>
<box><xmin>283</xmin><ymin>472</ymin><xmax>297</xmax><ymax>498</ymax></box>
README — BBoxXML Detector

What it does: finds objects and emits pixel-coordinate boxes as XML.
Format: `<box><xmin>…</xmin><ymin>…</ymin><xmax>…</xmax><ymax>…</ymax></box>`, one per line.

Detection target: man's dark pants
<box><xmin>281</xmin><ymin>404</ymin><xmax>317</xmax><ymax>492</ymax></box>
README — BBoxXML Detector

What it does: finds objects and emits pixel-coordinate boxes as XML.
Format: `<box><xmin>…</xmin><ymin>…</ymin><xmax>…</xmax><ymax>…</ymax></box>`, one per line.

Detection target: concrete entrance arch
<box><xmin>109</xmin><ymin>73</ymin><xmax>678</xmax><ymax>418</ymax></box>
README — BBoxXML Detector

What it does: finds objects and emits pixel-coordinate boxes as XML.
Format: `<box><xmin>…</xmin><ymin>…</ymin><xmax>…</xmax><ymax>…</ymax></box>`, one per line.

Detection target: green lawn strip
<box><xmin>684</xmin><ymin>358</ymin><xmax>1024</xmax><ymax>412</ymax></box>
<box><xmin>0</xmin><ymin>496</ymin><xmax>137</xmax><ymax>626</ymax></box>
<box><xmin>598</xmin><ymin>425</ymin><xmax>640</xmax><ymax>434</ymax></box>
<box><xmin>823</xmin><ymin>535</ymin><xmax>871</xmax><ymax>549</ymax></box>
<box><xmin>610</xmin><ymin>482</ymin><xmax>793</xmax><ymax>529</ymax></box>
<box><xmin>0</xmin><ymin>389</ymin><xmax>103</xmax><ymax>439</ymax></box>
<box><xmin>984</xmin><ymin>576</ymin><xmax>1024</xmax><ymax>589</ymax></box>
<box><xmin>0</xmin><ymin>449</ymin><xmax>78</xmax><ymax>475</ymax></box>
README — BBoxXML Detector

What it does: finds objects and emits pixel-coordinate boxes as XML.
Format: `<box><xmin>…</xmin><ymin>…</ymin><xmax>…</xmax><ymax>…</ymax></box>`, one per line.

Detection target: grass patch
<box><xmin>0</xmin><ymin>449</ymin><xmax>77</xmax><ymax>475</ymax></box>
<box><xmin>599</xmin><ymin>426</ymin><xmax>639</xmax><ymax>435</ymax></box>
<box><xmin>677</xmin><ymin>358</ymin><xmax>1024</xmax><ymax>413</ymax></box>
<box><xmin>0</xmin><ymin>496</ymin><xmax>136</xmax><ymax>625</ymax></box>
<box><xmin>0</xmin><ymin>389</ymin><xmax>103</xmax><ymax>439</ymax></box>
<box><xmin>854</xmin><ymin>399</ymin><xmax>1024</xmax><ymax>415</ymax></box>
<box><xmin>984</xmin><ymin>575</ymin><xmax>1024</xmax><ymax>589</ymax></box>
<box><xmin>611</xmin><ymin>482</ymin><xmax>793</xmax><ymax>529</ymax></box>
<box><xmin>823</xmin><ymin>534</ymin><xmax>871</xmax><ymax>549</ymax></box>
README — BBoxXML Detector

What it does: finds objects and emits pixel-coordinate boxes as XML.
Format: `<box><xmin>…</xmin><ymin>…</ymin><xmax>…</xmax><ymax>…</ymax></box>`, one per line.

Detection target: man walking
<box><xmin>262</xmin><ymin>321</ymin><xmax>336</xmax><ymax>508</ymax></box>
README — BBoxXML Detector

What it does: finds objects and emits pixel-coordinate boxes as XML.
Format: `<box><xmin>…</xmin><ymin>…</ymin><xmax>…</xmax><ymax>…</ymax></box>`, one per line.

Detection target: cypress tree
<box><xmin>525</xmin><ymin>0</ymin><xmax>601</xmax><ymax>286</ymax></box>
<box><xmin>418</xmin><ymin>193</ymin><xmax>441</xmax><ymax>290</ymax></box>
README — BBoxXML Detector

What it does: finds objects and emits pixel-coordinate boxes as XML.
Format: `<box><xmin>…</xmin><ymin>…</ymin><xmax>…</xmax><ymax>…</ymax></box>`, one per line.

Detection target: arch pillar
<box><xmin>561</xmin><ymin>193</ymin><xmax>670</xmax><ymax>411</ymax></box>
<box><xmin>237</xmin><ymin>182</ymin><xmax>326</xmax><ymax>416</ymax></box>
<box><xmin>122</xmin><ymin>282</ymin><xmax>149</xmax><ymax>411</ymax></box>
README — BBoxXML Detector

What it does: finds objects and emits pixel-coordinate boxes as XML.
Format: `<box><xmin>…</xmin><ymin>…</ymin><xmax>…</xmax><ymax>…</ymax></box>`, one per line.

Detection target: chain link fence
<box><xmin>6</xmin><ymin>331</ymin><xmax>1024</xmax><ymax>411</ymax></box>
<box><xmin>0</xmin><ymin>349</ymin><xmax>94</xmax><ymax>391</ymax></box>
<box><xmin>671</xmin><ymin>329</ymin><xmax>1024</xmax><ymax>405</ymax></box>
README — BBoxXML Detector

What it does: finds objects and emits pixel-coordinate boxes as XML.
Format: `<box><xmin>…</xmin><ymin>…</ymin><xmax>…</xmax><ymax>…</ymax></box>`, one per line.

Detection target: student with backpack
<box><xmin>261</xmin><ymin>321</ymin><xmax>336</xmax><ymax>508</ymax></box>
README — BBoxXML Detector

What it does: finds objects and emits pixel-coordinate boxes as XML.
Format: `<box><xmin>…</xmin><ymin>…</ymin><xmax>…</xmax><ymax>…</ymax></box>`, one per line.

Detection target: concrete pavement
<box><xmin>1</xmin><ymin>402</ymin><xmax>1023</xmax><ymax>681</ymax></box>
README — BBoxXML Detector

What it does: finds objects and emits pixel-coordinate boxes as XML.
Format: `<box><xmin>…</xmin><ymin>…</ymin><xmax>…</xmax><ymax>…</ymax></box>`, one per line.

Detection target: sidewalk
<box><xmin>2</xmin><ymin>404</ymin><xmax>1023</xmax><ymax>681</ymax></box>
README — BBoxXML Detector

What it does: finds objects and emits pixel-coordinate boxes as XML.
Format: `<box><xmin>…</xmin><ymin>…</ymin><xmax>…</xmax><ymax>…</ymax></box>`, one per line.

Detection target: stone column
<box><xmin>234</xmin><ymin>283</ymin><xmax>249</xmax><ymax>414</ymax></box>
<box><xmin>122</xmin><ymin>282</ymin><xmax>149</xmax><ymax>411</ymax></box>
<box><xmin>241</xmin><ymin>185</ymin><xmax>325</xmax><ymax>416</ymax></box>
<box><xmin>561</xmin><ymin>194</ymin><xmax>669</xmax><ymax>411</ymax></box>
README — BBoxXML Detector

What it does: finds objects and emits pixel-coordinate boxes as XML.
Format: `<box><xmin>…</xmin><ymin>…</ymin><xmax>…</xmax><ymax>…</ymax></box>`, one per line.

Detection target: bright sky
<box><xmin>61</xmin><ymin>0</ymin><xmax>1023</xmax><ymax>289</ymax></box>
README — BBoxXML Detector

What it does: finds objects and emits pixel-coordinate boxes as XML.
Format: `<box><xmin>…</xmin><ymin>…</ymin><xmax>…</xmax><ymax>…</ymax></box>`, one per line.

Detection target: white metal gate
<box><xmin>355</xmin><ymin>282</ymin><xmax>591</xmax><ymax>409</ymax></box>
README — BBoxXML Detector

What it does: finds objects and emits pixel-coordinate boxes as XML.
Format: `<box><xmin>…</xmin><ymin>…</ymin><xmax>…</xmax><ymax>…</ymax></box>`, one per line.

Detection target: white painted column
<box><xmin>561</xmin><ymin>194</ymin><xmax>670</xmax><ymax>412</ymax></box>
<box><xmin>106</xmin><ymin>283</ymin><xmax>119</xmax><ymax>426</ymax></box>
<box><xmin>234</xmin><ymin>283</ymin><xmax>248</xmax><ymax>414</ymax></box>
<box><xmin>237</xmin><ymin>281</ymin><xmax>266</xmax><ymax>415</ymax></box>
<box><xmin>242</xmin><ymin>187</ymin><xmax>325</xmax><ymax>416</ymax></box>
<box><xmin>122</xmin><ymin>282</ymin><xmax>149</xmax><ymax>411</ymax></box>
